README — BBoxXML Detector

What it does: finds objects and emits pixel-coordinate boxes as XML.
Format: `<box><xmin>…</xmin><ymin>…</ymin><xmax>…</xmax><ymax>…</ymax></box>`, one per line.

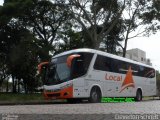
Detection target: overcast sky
<box><xmin>0</xmin><ymin>0</ymin><xmax>2</xmax><ymax>6</ymax></box>
<box><xmin>127</xmin><ymin>33</ymin><xmax>160</xmax><ymax>71</ymax></box>
<box><xmin>0</xmin><ymin>0</ymin><xmax>160</xmax><ymax>71</ymax></box>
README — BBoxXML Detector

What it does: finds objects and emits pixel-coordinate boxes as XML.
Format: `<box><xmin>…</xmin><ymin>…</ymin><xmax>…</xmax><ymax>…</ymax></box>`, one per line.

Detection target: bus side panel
<box><xmin>89</xmin><ymin>70</ymin><xmax>137</xmax><ymax>97</ymax></box>
<box><xmin>72</xmin><ymin>77</ymin><xmax>90</xmax><ymax>98</ymax></box>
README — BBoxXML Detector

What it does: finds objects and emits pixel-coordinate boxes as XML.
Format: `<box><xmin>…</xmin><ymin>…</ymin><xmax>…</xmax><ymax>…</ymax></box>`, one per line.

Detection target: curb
<box><xmin>0</xmin><ymin>97</ymin><xmax>159</xmax><ymax>105</ymax></box>
<box><xmin>143</xmin><ymin>97</ymin><xmax>160</xmax><ymax>101</ymax></box>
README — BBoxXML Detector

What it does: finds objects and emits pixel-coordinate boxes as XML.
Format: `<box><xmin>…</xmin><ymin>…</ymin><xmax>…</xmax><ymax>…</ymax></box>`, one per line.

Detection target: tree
<box><xmin>67</xmin><ymin>0</ymin><xmax>126</xmax><ymax>49</ymax></box>
<box><xmin>100</xmin><ymin>18</ymin><xmax>124</xmax><ymax>54</ymax></box>
<box><xmin>119</xmin><ymin>0</ymin><xmax>160</xmax><ymax>57</ymax></box>
<box><xmin>56</xmin><ymin>30</ymin><xmax>83</xmax><ymax>53</ymax></box>
<box><xmin>7</xmin><ymin>29</ymin><xmax>40</xmax><ymax>93</ymax></box>
<box><xmin>2</xmin><ymin>0</ymin><xmax>69</xmax><ymax>60</ymax></box>
<box><xmin>0</xmin><ymin>0</ymin><xmax>71</xmax><ymax>93</ymax></box>
<box><xmin>25</xmin><ymin>0</ymin><xmax>69</xmax><ymax>60</ymax></box>
<box><xmin>0</xmin><ymin>18</ymin><xmax>41</xmax><ymax>93</ymax></box>
<box><xmin>0</xmin><ymin>24</ymin><xmax>13</xmax><ymax>90</ymax></box>
<box><xmin>0</xmin><ymin>62</ymin><xmax>8</xmax><ymax>88</ymax></box>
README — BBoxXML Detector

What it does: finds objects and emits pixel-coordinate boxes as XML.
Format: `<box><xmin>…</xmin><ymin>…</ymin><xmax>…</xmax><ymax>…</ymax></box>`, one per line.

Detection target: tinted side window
<box><xmin>94</xmin><ymin>55</ymin><xmax>155</xmax><ymax>78</ymax></box>
<box><xmin>142</xmin><ymin>67</ymin><xmax>155</xmax><ymax>78</ymax></box>
<box><xmin>94</xmin><ymin>55</ymin><xmax>119</xmax><ymax>72</ymax></box>
<box><xmin>72</xmin><ymin>53</ymin><xmax>94</xmax><ymax>79</ymax></box>
<box><xmin>130</xmin><ymin>64</ymin><xmax>139</xmax><ymax>76</ymax></box>
<box><xmin>138</xmin><ymin>66</ymin><xmax>145</xmax><ymax>77</ymax></box>
<box><xmin>110</xmin><ymin>58</ymin><xmax>119</xmax><ymax>73</ymax></box>
<box><xmin>94</xmin><ymin>55</ymin><xmax>112</xmax><ymax>72</ymax></box>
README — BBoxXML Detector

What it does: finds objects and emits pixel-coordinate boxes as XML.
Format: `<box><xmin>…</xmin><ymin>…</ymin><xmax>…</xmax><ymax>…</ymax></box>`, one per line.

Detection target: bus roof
<box><xmin>52</xmin><ymin>48</ymin><xmax>154</xmax><ymax>68</ymax></box>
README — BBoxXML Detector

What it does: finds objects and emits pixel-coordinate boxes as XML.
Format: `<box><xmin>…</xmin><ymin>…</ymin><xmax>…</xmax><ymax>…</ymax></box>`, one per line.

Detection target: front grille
<box><xmin>46</xmin><ymin>89</ymin><xmax>61</xmax><ymax>92</ymax></box>
<box><xmin>47</xmin><ymin>93</ymin><xmax>60</xmax><ymax>97</ymax></box>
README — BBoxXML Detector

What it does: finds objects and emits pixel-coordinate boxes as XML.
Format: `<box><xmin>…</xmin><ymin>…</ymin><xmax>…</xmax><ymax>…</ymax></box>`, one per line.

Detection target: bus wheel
<box><xmin>89</xmin><ymin>87</ymin><xmax>101</xmax><ymax>103</ymax></box>
<box><xmin>135</xmin><ymin>89</ymin><xmax>142</xmax><ymax>101</ymax></box>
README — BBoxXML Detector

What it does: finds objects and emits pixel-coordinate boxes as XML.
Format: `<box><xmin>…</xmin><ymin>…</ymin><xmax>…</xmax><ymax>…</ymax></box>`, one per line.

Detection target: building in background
<box><xmin>125</xmin><ymin>48</ymin><xmax>152</xmax><ymax>66</ymax></box>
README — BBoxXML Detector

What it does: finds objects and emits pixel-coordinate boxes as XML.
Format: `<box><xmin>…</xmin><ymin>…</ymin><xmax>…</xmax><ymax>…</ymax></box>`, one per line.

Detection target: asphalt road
<box><xmin>0</xmin><ymin>100</ymin><xmax>160</xmax><ymax>114</ymax></box>
<box><xmin>0</xmin><ymin>100</ymin><xmax>160</xmax><ymax>120</ymax></box>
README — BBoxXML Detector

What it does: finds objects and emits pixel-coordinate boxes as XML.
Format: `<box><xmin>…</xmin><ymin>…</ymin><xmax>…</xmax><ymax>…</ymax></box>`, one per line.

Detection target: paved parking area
<box><xmin>0</xmin><ymin>100</ymin><xmax>160</xmax><ymax>114</ymax></box>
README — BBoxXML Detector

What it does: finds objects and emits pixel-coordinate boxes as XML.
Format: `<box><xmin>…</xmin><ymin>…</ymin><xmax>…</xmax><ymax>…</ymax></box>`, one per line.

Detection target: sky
<box><xmin>0</xmin><ymin>0</ymin><xmax>160</xmax><ymax>71</ymax></box>
<box><xmin>0</xmin><ymin>0</ymin><xmax>2</xmax><ymax>6</ymax></box>
<box><xmin>127</xmin><ymin>33</ymin><xmax>160</xmax><ymax>71</ymax></box>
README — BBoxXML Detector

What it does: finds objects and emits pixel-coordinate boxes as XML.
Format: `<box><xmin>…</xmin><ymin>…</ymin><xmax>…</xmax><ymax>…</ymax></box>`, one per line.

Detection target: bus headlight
<box><xmin>60</xmin><ymin>83</ymin><xmax>73</xmax><ymax>90</ymax></box>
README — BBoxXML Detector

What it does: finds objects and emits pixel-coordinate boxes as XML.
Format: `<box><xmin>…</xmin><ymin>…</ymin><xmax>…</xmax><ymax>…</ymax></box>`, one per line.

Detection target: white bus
<box><xmin>38</xmin><ymin>48</ymin><xmax>156</xmax><ymax>103</ymax></box>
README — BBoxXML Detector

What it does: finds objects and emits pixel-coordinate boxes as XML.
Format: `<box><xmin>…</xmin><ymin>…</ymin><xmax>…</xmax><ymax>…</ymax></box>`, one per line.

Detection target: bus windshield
<box><xmin>44</xmin><ymin>52</ymin><xmax>93</xmax><ymax>85</ymax></box>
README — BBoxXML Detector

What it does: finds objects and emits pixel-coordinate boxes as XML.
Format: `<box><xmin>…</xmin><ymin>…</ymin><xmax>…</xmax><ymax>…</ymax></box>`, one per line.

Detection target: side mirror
<box><xmin>38</xmin><ymin>62</ymin><xmax>49</xmax><ymax>74</ymax></box>
<box><xmin>66</xmin><ymin>54</ymin><xmax>80</xmax><ymax>68</ymax></box>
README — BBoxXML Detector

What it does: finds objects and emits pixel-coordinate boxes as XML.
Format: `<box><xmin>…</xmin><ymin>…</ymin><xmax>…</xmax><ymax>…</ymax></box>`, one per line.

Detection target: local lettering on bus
<box><xmin>105</xmin><ymin>74</ymin><xmax>122</xmax><ymax>81</ymax></box>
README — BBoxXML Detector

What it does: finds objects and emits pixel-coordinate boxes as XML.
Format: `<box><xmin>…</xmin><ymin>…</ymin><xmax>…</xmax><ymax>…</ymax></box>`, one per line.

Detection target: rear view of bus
<box><xmin>38</xmin><ymin>50</ymin><xmax>94</xmax><ymax>102</ymax></box>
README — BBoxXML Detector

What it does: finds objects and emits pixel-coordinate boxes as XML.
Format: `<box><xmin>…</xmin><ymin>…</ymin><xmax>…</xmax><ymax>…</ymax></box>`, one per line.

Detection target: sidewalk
<box><xmin>143</xmin><ymin>96</ymin><xmax>160</xmax><ymax>101</ymax></box>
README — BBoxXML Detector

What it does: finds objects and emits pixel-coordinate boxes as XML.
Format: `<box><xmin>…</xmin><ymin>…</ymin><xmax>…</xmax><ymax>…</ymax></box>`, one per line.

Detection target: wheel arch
<box><xmin>135</xmin><ymin>87</ymin><xmax>143</xmax><ymax>101</ymax></box>
<box><xmin>136</xmin><ymin>87</ymin><xmax>143</xmax><ymax>96</ymax></box>
<box><xmin>89</xmin><ymin>84</ymin><xmax>103</xmax><ymax>97</ymax></box>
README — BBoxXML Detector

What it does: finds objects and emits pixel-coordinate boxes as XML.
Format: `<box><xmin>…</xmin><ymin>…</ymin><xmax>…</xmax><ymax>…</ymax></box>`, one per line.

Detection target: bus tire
<box><xmin>135</xmin><ymin>89</ymin><xmax>142</xmax><ymax>101</ymax></box>
<box><xmin>89</xmin><ymin>87</ymin><xmax>101</xmax><ymax>103</ymax></box>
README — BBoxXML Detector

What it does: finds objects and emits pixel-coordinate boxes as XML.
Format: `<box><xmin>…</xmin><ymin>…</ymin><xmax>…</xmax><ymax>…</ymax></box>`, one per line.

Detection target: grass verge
<box><xmin>0</xmin><ymin>93</ymin><xmax>43</xmax><ymax>102</ymax></box>
<box><xmin>0</xmin><ymin>93</ymin><xmax>66</xmax><ymax>105</ymax></box>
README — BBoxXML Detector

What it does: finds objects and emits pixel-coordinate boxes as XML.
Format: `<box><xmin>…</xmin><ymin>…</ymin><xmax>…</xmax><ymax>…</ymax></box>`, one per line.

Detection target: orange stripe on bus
<box><xmin>43</xmin><ymin>85</ymin><xmax>73</xmax><ymax>99</ymax></box>
<box><xmin>120</xmin><ymin>66</ymin><xmax>135</xmax><ymax>93</ymax></box>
